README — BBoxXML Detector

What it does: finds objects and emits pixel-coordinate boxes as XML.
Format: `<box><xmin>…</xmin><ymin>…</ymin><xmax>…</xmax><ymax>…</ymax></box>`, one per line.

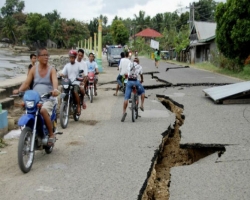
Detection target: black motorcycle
<box><xmin>59</xmin><ymin>71</ymin><xmax>84</xmax><ymax>129</ymax></box>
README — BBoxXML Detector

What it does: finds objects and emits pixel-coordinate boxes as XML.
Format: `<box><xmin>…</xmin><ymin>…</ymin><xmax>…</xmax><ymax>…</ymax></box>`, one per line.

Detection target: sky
<box><xmin>0</xmin><ymin>0</ymin><xmax>226</xmax><ymax>24</ymax></box>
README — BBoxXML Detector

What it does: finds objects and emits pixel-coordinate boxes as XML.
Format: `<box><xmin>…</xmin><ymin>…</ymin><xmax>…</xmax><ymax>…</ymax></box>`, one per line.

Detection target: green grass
<box><xmin>165</xmin><ymin>60</ymin><xmax>250</xmax><ymax>81</ymax></box>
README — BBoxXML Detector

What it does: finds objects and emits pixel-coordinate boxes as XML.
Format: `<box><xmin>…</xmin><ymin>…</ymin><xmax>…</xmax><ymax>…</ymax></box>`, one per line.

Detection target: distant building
<box><xmin>47</xmin><ymin>39</ymin><xmax>57</xmax><ymax>48</ymax></box>
<box><xmin>188</xmin><ymin>21</ymin><xmax>217</xmax><ymax>64</ymax></box>
<box><xmin>133</xmin><ymin>28</ymin><xmax>163</xmax><ymax>44</ymax></box>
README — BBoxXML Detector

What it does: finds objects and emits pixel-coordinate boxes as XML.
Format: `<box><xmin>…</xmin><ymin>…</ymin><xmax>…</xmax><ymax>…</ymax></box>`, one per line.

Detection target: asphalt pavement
<box><xmin>0</xmin><ymin>55</ymin><xmax>249</xmax><ymax>200</ymax></box>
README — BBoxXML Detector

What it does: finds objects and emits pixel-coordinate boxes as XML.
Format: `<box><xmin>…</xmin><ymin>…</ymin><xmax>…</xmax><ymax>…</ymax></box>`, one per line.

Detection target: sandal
<box><xmin>140</xmin><ymin>106</ymin><xmax>144</xmax><ymax>111</ymax></box>
<box><xmin>121</xmin><ymin>113</ymin><xmax>127</xmax><ymax>122</ymax></box>
<box><xmin>47</xmin><ymin>135</ymin><xmax>56</xmax><ymax>146</ymax></box>
<box><xmin>113</xmin><ymin>93</ymin><xmax>117</xmax><ymax>96</ymax></box>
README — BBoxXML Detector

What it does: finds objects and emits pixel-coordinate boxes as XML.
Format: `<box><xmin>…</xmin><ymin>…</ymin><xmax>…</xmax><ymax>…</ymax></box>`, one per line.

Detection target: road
<box><xmin>0</xmin><ymin>56</ymin><xmax>250</xmax><ymax>200</ymax></box>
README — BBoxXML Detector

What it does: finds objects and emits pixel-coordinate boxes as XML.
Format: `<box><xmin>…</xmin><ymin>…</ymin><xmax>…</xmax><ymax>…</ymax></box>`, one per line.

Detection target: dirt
<box><xmin>140</xmin><ymin>97</ymin><xmax>222</xmax><ymax>200</ymax></box>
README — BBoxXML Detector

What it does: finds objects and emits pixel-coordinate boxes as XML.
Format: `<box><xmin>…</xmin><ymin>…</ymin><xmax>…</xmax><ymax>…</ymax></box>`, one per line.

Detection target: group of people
<box><xmin>113</xmin><ymin>51</ymin><xmax>145</xmax><ymax>122</ymax></box>
<box><xmin>13</xmin><ymin>48</ymin><xmax>99</xmax><ymax>146</ymax></box>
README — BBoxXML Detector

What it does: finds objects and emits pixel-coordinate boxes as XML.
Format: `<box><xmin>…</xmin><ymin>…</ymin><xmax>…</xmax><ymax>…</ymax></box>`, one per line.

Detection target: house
<box><xmin>47</xmin><ymin>39</ymin><xmax>57</xmax><ymax>48</ymax></box>
<box><xmin>188</xmin><ymin>21</ymin><xmax>217</xmax><ymax>64</ymax></box>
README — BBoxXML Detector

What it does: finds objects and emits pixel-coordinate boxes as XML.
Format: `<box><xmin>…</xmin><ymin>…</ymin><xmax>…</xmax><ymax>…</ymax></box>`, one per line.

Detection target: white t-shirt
<box><xmin>119</xmin><ymin>58</ymin><xmax>130</xmax><ymax>75</ymax></box>
<box><xmin>62</xmin><ymin>62</ymin><xmax>82</xmax><ymax>85</ymax></box>
<box><xmin>75</xmin><ymin>59</ymin><xmax>88</xmax><ymax>76</ymax></box>
<box><xmin>127</xmin><ymin>62</ymin><xmax>143</xmax><ymax>79</ymax></box>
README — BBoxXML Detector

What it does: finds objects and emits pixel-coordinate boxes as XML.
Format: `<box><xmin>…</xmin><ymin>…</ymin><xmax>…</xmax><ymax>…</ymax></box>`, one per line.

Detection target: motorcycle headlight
<box><xmin>63</xmin><ymin>85</ymin><xmax>69</xmax><ymax>89</ymax></box>
<box><xmin>25</xmin><ymin>101</ymin><xmax>35</xmax><ymax>108</ymax></box>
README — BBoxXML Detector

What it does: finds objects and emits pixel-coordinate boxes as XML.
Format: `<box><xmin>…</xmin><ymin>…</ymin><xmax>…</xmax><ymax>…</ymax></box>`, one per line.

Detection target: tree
<box><xmin>110</xmin><ymin>20</ymin><xmax>129</xmax><ymax>45</ymax></box>
<box><xmin>88</xmin><ymin>17</ymin><xmax>98</xmax><ymax>38</ymax></box>
<box><xmin>1</xmin><ymin>0</ymin><xmax>25</xmax><ymax>17</ymax></box>
<box><xmin>2</xmin><ymin>16</ymin><xmax>17</xmax><ymax>42</ymax></box>
<box><xmin>194</xmin><ymin>0</ymin><xmax>217</xmax><ymax>22</ymax></box>
<box><xmin>176</xmin><ymin>12</ymin><xmax>189</xmax><ymax>32</ymax></box>
<box><xmin>215</xmin><ymin>0</ymin><xmax>250</xmax><ymax>65</ymax></box>
<box><xmin>102</xmin><ymin>16</ymin><xmax>108</xmax><ymax>27</ymax></box>
<box><xmin>151</xmin><ymin>13</ymin><xmax>164</xmax><ymax>32</ymax></box>
<box><xmin>45</xmin><ymin>10</ymin><xmax>60</xmax><ymax>24</ymax></box>
<box><xmin>134</xmin><ymin>10</ymin><xmax>150</xmax><ymax>32</ymax></box>
<box><xmin>25</xmin><ymin>13</ymin><xmax>51</xmax><ymax>44</ymax></box>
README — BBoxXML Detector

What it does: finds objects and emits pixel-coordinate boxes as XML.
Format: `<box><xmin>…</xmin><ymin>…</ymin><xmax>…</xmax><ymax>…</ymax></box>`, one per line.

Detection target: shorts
<box><xmin>73</xmin><ymin>85</ymin><xmax>80</xmax><ymax>93</ymax></box>
<box><xmin>43</xmin><ymin>100</ymin><xmax>56</xmax><ymax>116</ymax></box>
<box><xmin>124</xmin><ymin>80</ymin><xmax>145</xmax><ymax>100</ymax></box>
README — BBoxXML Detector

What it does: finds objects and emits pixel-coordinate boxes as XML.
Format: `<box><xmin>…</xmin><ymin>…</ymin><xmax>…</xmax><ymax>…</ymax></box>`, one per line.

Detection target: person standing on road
<box><xmin>27</xmin><ymin>53</ymin><xmax>37</xmax><ymax>89</ymax></box>
<box><xmin>154</xmin><ymin>49</ymin><xmax>160</xmax><ymax>68</ymax></box>
<box><xmin>60</xmin><ymin>50</ymin><xmax>87</xmax><ymax>114</ymax></box>
<box><xmin>121</xmin><ymin>57</ymin><xmax>145</xmax><ymax>122</ymax></box>
<box><xmin>114</xmin><ymin>51</ymin><xmax>130</xmax><ymax>96</ymax></box>
<box><xmin>13</xmin><ymin>48</ymin><xmax>60</xmax><ymax>146</ymax></box>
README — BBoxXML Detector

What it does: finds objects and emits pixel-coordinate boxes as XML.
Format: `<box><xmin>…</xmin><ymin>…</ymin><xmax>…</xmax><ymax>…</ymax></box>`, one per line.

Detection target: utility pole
<box><xmin>186</xmin><ymin>2</ymin><xmax>198</xmax><ymax>32</ymax></box>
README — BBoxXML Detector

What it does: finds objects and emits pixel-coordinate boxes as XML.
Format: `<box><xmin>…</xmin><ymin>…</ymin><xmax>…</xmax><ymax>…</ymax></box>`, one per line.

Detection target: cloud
<box><xmin>100</xmin><ymin>0</ymin><xmax>149</xmax><ymax>14</ymax></box>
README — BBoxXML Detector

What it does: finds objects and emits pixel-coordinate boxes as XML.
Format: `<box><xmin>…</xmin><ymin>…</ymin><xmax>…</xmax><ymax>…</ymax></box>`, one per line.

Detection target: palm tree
<box><xmin>134</xmin><ymin>10</ymin><xmax>150</xmax><ymax>32</ymax></box>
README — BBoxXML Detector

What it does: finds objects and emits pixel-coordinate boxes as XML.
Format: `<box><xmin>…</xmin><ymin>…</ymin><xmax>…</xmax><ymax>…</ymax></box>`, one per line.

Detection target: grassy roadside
<box><xmin>164</xmin><ymin>60</ymin><xmax>250</xmax><ymax>81</ymax></box>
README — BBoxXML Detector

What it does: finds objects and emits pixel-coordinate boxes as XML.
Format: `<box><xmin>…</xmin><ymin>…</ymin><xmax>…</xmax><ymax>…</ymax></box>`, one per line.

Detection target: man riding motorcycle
<box><xmin>60</xmin><ymin>50</ymin><xmax>86</xmax><ymax>115</ymax></box>
<box><xmin>13</xmin><ymin>48</ymin><xmax>60</xmax><ymax>146</ymax></box>
<box><xmin>85</xmin><ymin>52</ymin><xmax>99</xmax><ymax>96</ymax></box>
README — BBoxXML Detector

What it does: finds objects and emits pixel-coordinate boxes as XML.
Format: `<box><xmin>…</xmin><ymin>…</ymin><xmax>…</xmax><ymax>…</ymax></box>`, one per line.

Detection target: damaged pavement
<box><xmin>138</xmin><ymin>59</ymin><xmax>250</xmax><ymax>199</ymax></box>
<box><xmin>0</xmin><ymin>56</ymin><xmax>250</xmax><ymax>200</ymax></box>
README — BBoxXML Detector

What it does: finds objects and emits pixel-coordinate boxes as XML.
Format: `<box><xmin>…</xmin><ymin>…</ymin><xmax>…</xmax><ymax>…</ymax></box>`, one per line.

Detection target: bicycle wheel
<box><xmin>135</xmin><ymin>95</ymin><xmax>139</xmax><ymax>119</ymax></box>
<box><xmin>131</xmin><ymin>93</ymin><xmax>136</xmax><ymax>122</ymax></box>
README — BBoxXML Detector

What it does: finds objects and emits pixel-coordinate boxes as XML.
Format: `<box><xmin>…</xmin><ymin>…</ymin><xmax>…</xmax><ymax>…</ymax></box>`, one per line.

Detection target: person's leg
<box><xmin>121</xmin><ymin>81</ymin><xmax>132</xmax><ymax>122</ymax></box>
<box><xmin>74</xmin><ymin>85</ymin><xmax>81</xmax><ymax>114</ymax></box>
<box><xmin>80</xmin><ymin>85</ymin><xmax>86</xmax><ymax>109</ymax></box>
<box><xmin>41</xmin><ymin>101</ymin><xmax>55</xmax><ymax>145</ymax></box>
<box><xmin>114</xmin><ymin>74</ymin><xmax>122</xmax><ymax>96</ymax></box>
<box><xmin>117</xmin><ymin>74</ymin><xmax>123</xmax><ymax>87</ymax></box>
<box><xmin>136</xmin><ymin>81</ymin><xmax>145</xmax><ymax>111</ymax></box>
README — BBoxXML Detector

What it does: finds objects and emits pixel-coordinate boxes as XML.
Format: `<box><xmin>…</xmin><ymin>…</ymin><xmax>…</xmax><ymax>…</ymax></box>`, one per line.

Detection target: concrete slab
<box><xmin>170</xmin><ymin>160</ymin><xmax>250</xmax><ymax>200</ymax></box>
<box><xmin>217</xmin><ymin>145</ymin><xmax>250</xmax><ymax>162</ymax></box>
<box><xmin>203</xmin><ymin>81</ymin><xmax>250</xmax><ymax>102</ymax></box>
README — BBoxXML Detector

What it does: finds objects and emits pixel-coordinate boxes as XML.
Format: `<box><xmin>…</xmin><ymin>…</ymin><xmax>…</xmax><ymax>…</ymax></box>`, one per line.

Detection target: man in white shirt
<box><xmin>60</xmin><ymin>50</ymin><xmax>86</xmax><ymax>115</ymax></box>
<box><xmin>113</xmin><ymin>51</ymin><xmax>131</xmax><ymax>96</ymax></box>
<box><xmin>75</xmin><ymin>49</ymin><xmax>88</xmax><ymax>76</ymax></box>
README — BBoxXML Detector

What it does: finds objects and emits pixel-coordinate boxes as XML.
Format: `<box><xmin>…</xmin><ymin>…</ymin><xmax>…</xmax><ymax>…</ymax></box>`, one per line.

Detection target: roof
<box><xmin>135</xmin><ymin>28</ymin><xmax>163</xmax><ymax>38</ymax></box>
<box><xmin>192</xmin><ymin>21</ymin><xmax>217</xmax><ymax>42</ymax></box>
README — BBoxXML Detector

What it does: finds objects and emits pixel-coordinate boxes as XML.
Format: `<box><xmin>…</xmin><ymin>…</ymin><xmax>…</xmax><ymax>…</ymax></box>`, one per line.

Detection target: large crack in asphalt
<box><xmin>99</xmin><ymin>71</ymin><xmax>229</xmax><ymax>199</ymax></box>
<box><xmin>138</xmin><ymin>95</ymin><xmax>226</xmax><ymax>200</ymax></box>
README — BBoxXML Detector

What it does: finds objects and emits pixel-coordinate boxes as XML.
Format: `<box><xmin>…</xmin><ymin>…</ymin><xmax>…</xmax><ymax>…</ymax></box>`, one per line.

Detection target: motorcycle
<box><xmin>86</xmin><ymin>71</ymin><xmax>99</xmax><ymax>103</ymax></box>
<box><xmin>13</xmin><ymin>90</ymin><xmax>62</xmax><ymax>173</ymax></box>
<box><xmin>59</xmin><ymin>71</ymin><xmax>84</xmax><ymax>129</ymax></box>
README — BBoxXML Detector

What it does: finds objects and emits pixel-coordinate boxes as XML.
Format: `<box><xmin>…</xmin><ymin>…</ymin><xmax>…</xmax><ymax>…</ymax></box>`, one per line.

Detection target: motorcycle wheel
<box><xmin>18</xmin><ymin>127</ymin><xmax>34</xmax><ymax>173</ymax></box>
<box><xmin>90</xmin><ymin>87</ymin><xmax>93</xmax><ymax>103</ymax></box>
<box><xmin>60</xmin><ymin>101</ymin><xmax>69</xmax><ymax>129</ymax></box>
<box><xmin>131</xmin><ymin>93</ymin><xmax>136</xmax><ymax>122</ymax></box>
<box><xmin>44</xmin><ymin>145</ymin><xmax>53</xmax><ymax>154</ymax></box>
<box><xmin>73</xmin><ymin>105</ymin><xmax>80</xmax><ymax>121</ymax></box>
